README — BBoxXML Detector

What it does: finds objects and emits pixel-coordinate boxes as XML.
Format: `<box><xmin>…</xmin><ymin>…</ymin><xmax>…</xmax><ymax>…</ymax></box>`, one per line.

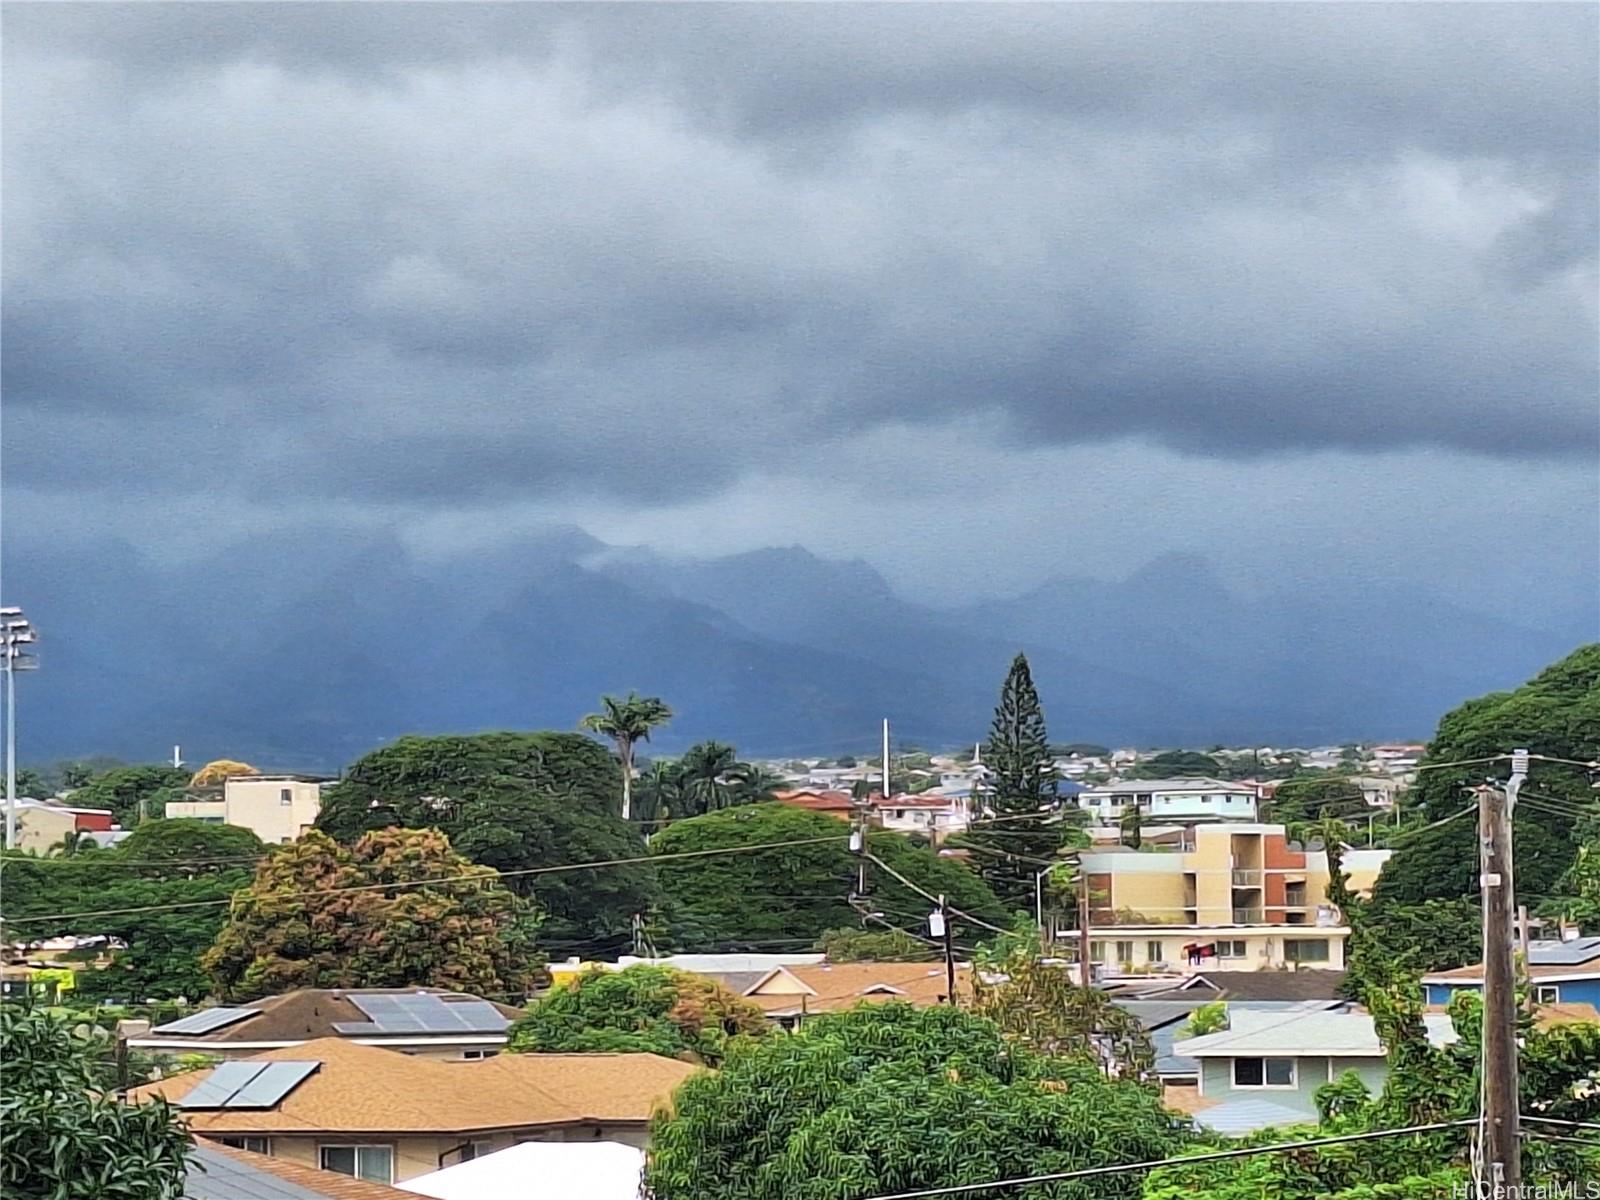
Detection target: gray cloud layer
<box><xmin>3</xmin><ymin>3</ymin><xmax>1596</xmax><ymax>552</ymax></box>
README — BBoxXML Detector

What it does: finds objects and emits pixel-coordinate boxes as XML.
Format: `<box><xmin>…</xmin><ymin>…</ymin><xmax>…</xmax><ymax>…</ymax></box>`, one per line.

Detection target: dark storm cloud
<box><xmin>2</xmin><ymin>2</ymin><xmax>1596</xmax><ymax>513</ymax></box>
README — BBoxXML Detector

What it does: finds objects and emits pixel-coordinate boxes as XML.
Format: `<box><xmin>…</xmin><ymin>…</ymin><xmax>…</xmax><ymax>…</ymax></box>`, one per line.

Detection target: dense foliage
<box><xmin>1374</xmin><ymin>645</ymin><xmax>1600</xmax><ymax>908</ymax></box>
<box><xmin>1127</xmin><ymin>750</ymin><xmax>1224</xmax><ymax>779</ymax></box>
<box><xmin>0</xmin><ymin>1004</ymin><xmax>191</xmax><ymax>1199</ymax></box>
<box><xmin>0</xmin><ymin>823</ymin><xmax>264</xmax><ymax>1001</ymax></box>
<box><xmin>64</xmin><ymin>765</ymin><xmax>190</xmax><ymax>827</ymax></box>
<box><xmin>316</xmin><ymin>731</ymin><xmax>657</xmax><ymax>956</ymax></box>
<box><xmin>958</xmin><ymin>653</ymin><xmax>1077</xmax><ymax>910</ymax></box>
<box><xmin>204</xmin><ymin>827</ymin><xmax>542</xmax><ymax>1002</ymax></box>
<box><xmin>648</xmin><ymin>803</ymin><xmax>1008</xmax><ymax>951</ymax></box>
<box><xmin>508</xmin><ymin>964</ymin><xmax>769</xmax><ymax>1065</ymax></box>
<box><xmin>633</xmin><ymin>740</ymin><xmax>782</xmax><ymax>823</ymax></box>
<box><xmin>646</xmin><ymin>1003</ymin><xmax>1190</xmax><ymax>1200</ymax></box>
<box><xmin>815</xmin><ymin>925</ymin><xmax>938</xmax><ymax>962</ymax></box>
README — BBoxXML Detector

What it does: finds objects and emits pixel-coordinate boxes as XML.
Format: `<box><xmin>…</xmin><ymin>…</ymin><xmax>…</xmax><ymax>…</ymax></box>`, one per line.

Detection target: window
<box><xmin>279</xmin><ymin>788</ymin><xmax>292</xmax><ymax>806</ymax></box>
<box><xmin>320</xmin><ymin>1146</ymin><xmax>393</xmax><ymax>1184</ymax></box>
<box><xmin>1285</xmin><ymin>939</ymin><xmax>1329</xmax><ymax>963</ymax></box>
<box><xmin>1115</xmin><ymin>941</ymin><xmax>1135</xmax><ymax>964</ymax></box>
<box><xmin>1233</xmin><ymin>1057</ymin><xmax>1296</xmax><ymax>1088</ymax></box>
<box><xmin>216</xmin><ymin>1136</ymin><xmax>270</xmax><ymax>1155</ymax></box>
<box><xmin>1089</xmin><ymin>941</ymin><xmax>1105</xmax><ymax>963</ymax></box>
<box><xmin>1147</xmin><ymin>941</ymin><xmax>1164</xmax><ymax>963</ymax></box>
<box><xmin>1535</xmin><ymin>984</ymin><xmax>1561</xmax><ymax>1004</ymax></box>
<box><xmin>1218</xmin><ymin>940</ymin><xmax>1247</xmax><ymax>958</ymax></box>
<box><xmin>462</xmin><ymin>1048</ymin><xmax>500</xmax><ymax>1060</ymax></box>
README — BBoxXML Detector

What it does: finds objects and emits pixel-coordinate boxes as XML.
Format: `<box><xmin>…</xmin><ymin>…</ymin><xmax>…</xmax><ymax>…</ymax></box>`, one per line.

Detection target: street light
<box><xmin>2</xmin><ymin>607</ymin><xmax>40</xmax><ymax>850</ymax></box>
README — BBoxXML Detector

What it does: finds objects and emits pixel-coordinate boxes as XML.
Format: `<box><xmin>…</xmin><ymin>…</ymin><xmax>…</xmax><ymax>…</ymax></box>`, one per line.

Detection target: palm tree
<box><xmin>580</xmin><ymin>693</ymin><xmax>673</xmax><ymax>821</ymax></box>
<box><xmin>678</xmin><ymin>740</ymin><xmax>741</xmax><ymax>816</ymax></box>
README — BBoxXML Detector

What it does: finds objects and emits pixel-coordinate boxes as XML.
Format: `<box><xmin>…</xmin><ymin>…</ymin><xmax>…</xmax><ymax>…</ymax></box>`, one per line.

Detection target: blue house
<box><xmin>1422</xmin><ymin>935</ymin><xmax>1600</xmax><ymax>1009</ymax></box>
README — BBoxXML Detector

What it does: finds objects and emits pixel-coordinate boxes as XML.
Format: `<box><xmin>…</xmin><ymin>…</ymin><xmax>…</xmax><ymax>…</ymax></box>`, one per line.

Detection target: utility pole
<box><xmin>1477</xmin><ymin>749</ymin><xmax>1526</xmax><ymax>1197</ymax></box>
<box><xmin>1</xmin><ymin>609</ymin><xmax>39</xmax><ymax>851</ymax></box>
<box><xmin>1077</xmin><ymin>868</ymin><xmax>1092</xmax><ymax>988</ymax></box>
<box><xmin>930</xmin><ymin>895</ymin><xmax>956</xmax><ymax>1005</ymax></box>
<box><xmin>882</xmin><ymin>718</ymin><xmax>891</xmax><ymax>803</ymax></box>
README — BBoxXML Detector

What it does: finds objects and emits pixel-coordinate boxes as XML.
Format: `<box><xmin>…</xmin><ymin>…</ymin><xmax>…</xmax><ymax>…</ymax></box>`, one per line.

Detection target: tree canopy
<box><xmin>204</xmin><ymin>827</ymin><xmax>542</xmax><ymax>1002</ymax></box>
<box><xmin>633</xmin><ymin>740</ymin><xmax>781</xmax><ymax>823</ymax></box>
<box><xmin>315</xmin><ymin>731</ymin><xmax>656</xmax><ymax>957</ymax></box>
<box><xmin>815</xmin><ymin>925</ymin><xmax>937</xmax><ymax>963</ymax></box>
<box><xmin>1127</xmin><ymin>750</ymin><xmax>1224</xmax><ymax>779</ymax></box>
<box><xmin>1373</xmin><ymin>645</ymin><xmax>1600</xmax><ymax>909</ymax></box>
<box><xmin>1</xmin><ymin>1004</ymin><xmax>191</xmax><ymax>1199</ymax></box>
<box><xmin>189</xmin><ymin>759</ymin><xmax>259</xmax><ymax>786</ymax></box>
<box><xmin>580</xmin><ymin>692</ymin><xmax>673</xmax><ymax>821</ymax></box>
<box><xmin>508</xmin><ymin>964</ymin><xmax>769</xmax><ymax>1065</ymax></box>
<box><xmin>648</xmin><ymin>802</ymin><xmax>1008</xmax><ymax>951</ymax></box>
<box><xmin>645</xmin><ymin>1002</ymin><xmax>1190</xmax><ymax>1200</ymax></box>
<box><xmin>64</xmin><ymin>765</ymin><xmax>190</xmax><ymax>827</ymax></box>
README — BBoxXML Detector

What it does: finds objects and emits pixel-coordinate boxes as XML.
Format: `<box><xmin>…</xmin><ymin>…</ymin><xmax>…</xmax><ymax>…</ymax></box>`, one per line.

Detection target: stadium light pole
<box><xmin>2</xmin><ymin>607</ymin><xmax>40</xmax><ymax>850</ymax></box>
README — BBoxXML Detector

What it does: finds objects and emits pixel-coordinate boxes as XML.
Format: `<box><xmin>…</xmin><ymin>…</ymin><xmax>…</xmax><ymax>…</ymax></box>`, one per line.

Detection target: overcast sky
<box><xmin>4</xmin><ymin>2</ymin><xmax>1596</xmax><ymax>628</ymax></box>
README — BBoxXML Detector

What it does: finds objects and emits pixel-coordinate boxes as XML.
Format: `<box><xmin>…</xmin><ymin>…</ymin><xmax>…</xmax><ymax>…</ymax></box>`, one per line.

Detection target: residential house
<box><xmin>165</xmin><ymin>774</ymin><xmax>331</xmax><ymax>844</ymax></box>
<box><xmin>1077</xmin><ymin>823</ymin><xmax>1388</xmax><ymax>931</ymax></box>
<box><xmin>128</xmin><ymin>989</ymin><xmax>525</xmax><ymax>1062</ymax></box>
<box><xmin>129</xmin><ymin>1038</ymin><xmax>699</xmax><ymax>1185</ymax></box>
<box><xmin>738</xmin><ymin>961</ymin><xmax>971</xmax><ymax>1026</ymax></box>
<box><xmin>187</xmin><ymin>1140</ymin><xmax>415</xmax><ymax>1199</ymax></box>
<box><xmin>547</xmin><ymin>952</ymin><xmax>826</xmax><ymax>992</ymax></box>
<box><xmin>773</xmin><ymin>789</ymin><xmax>856</xmax><ymax>819</ymax></box>
<box><xmin>11</xmin><ymin>798</ymin><xmax>114</xmax><ymax>854</ymax></box>
<box><xmin>1422</xmin><ymin>936</ymin><xmax>1600</xmax><ymax>1008</ymax></box>
<box><xmin>870</xmin><ymin>792</ymin><xmax>971</xmax><ymax>839</ymax></box>
<box><xmin>1173</xmin><ymin>1009</ymin><xmax>1458</xmax><ymax>1133</ymax></box>
<box><xmin>1076</xmin><ymin>779</ymin><xmax>1260</xmax><ymax>825</ymax></box>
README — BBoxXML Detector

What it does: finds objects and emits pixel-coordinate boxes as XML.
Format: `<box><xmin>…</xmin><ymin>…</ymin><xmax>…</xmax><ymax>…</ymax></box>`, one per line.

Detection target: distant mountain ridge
<box><xmin>7</xmin><ymin>527</ymin><xmax>1587</xmax><ymax>770</ymax></box>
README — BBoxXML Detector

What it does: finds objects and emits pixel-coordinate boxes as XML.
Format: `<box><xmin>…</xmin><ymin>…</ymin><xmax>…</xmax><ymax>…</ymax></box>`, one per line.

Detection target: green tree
<box><xmin>1269</xmin><ymin>775</ymin><xmax>1373</xmax><ymax>827</ymax></box>
<box><xmin>1128</xmin><ymin>750</ymin><xmax>1223</xmax><ymax>779</ymax></box>
<box><xmin>580</xmin><ymin>692</ymin><xmax>673</xmax><ymax>821</ymax></box>
<box><xmin>508</xmin><ymin>964</ymin><xmax>769</xmax><ymax>1065</ymax></box>
<box><xmin>1183</xmin><ymin>1001</ymin><xmax>1227</xmax><ymax>1038</ymax></box>
<box><xmin>984</xmin><ymin>652</ymin><xmax>1056</xmax><ymax>805</ymax></box>
<box><xmin>203</xmin><ymin>828</ymin><xmax>542</xmax><ymax>1002</ymax></box>
<box><xmin>1373</xmin><ymin>645</ymin><xmax>1600</xmax><ymax>907</ymax></box>
<box><xmin>115</xmin><ymin>818</ymin><xmax>265</xmax><ymax>866</ymax></box>
<box><xmin>815</xmin><ymin>925</ymin><xmax>938</xmax><ymax>962</ymax></box>
<box><xmin>1</xmin><ymin>1003</ymin><xmax>191</xmax><ymax>1199</ymax></box>
<box><xmin>649</xmin><ymin>803</ymin><xmax>1007</xmax><ymax>951</ymax></box>
<box><xmin>68</xmin><ymin>765</ymin><xmax>191</xmax><ymax>827</ymax></box>
<box><xmin>316</xmin><ymin>732</ymin><xmax>656</xmax><ymax>956</ymax></box>
<box><xmin>646</xmin><ymin>1003</ymin><xmax>1190</xmax><ymax>1200</ymax></box>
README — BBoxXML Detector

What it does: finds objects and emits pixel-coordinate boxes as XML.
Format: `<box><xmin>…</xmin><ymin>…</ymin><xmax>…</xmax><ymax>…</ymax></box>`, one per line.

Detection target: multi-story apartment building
<box><xmin>1076</xmin><ymin>778</ymin><xmax>1260</xmax><ymax>824</ymax></box>
<box><xmin>1080</xmin><ymin>823</ymin><xmax>1388</xmax><ymax>926</ymax></box>
<box><xmin>165</xmin><ymin>774</ymin><xmax>330</xmax><ymax>844</ymax></box>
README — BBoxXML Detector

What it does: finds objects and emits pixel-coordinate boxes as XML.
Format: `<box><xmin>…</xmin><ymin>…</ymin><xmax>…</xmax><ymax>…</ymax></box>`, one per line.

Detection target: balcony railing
<box><xmin>1232</xmin><ymin>907</ymin><xmax>1265</xmax><ymax>924</ymax></box>
<box><xmin>1231</xmin><ymin>869</ymin><xmax>1263</xmax><ymax>887</ymax></box>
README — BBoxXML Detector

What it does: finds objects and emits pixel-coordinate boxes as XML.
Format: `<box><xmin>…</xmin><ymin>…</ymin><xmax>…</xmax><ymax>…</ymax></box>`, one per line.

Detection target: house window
<box><xmin>279</xmin><ymin>788</ymin><xmax>292</xmax><ymax>806</ymax></box>
<box><xmin>320</xmin><ymin>1146</ymin><xmax>394</xmax><ymax>1183</ymax></box>
<box><xmin>216</xmin><ymin>1136</ymin><xmax>270</xmax><ymax>1155</ymax></box>
<box><xmin>1535</xmin><ymin>984</ymin><xmax>1561</xmax><ymax>1004</ymax></box>
<box><xmin>1233</xmin><ymin>1057</ymin><xmax>1296</xmax><ymax>1088</ymax></box>
<box><xmin>1218</xmin><ymin>940</ymin><xmax>1247</xmax><ymax>959</ymax></box>
<box><xmin>1146</xmin><ymin>941</ymin><xmax>1164</xmax><ymax>963</ymax></box>
<box><xmin>462</xmin><ymin>1048</ymin><xmax>500</xmax><ymax>1060</ymax></box>
<box><xmin>1089</xmin><ymin>941</ymin><xmax>1105</xmax><ymax>963</ymax></box>
<box><xmin>1115</xmin><ymin>941</ymin><xmax>1135</xmax><ymax>964</ymax></box>
<box><xmin>1285</xmin><ymin>939</ymin><xmax>1329</xmax><ymax>963</ymax></box>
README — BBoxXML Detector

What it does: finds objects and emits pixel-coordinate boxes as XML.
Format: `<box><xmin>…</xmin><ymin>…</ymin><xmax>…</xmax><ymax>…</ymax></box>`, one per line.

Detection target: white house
<box><xmin>1077</xmin><ymin>778</ymin><xmax>1258</xmax><ymax>824</ymax></box>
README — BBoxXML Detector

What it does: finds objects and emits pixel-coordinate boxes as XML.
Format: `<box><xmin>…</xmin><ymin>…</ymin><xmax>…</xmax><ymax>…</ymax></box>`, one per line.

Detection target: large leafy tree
<box><xmin>646</xmin><ymin>1003</ymin><xmax>1189</xmax><ymax>1200</ymax></box>
<box><xmin>1127</xmin><ymin>750</ymin><xmax>1224</xmax><ymax>780</ymax></box>
<box><xmin>1</xmin><ymin>1004</ymin><xmax>191</xmax><ymax>1199</ymax></box>
<box><xmin>957</xmin><ymin>653</ymin><xmax>1075</xmax><ymax>910</ymax></box>
<box><xmin>649</xmin><ymin>802</ymin><xmax>1008</xmax><ymax>951</ymax></box>
<box><xmin>815</xmin><ymin>925</ymin><xmax>938</xmax><ymax>962</ymax></box>
<box><xmin>203</xmin><ymin>827</ymin><xmax>542</xmax><ymax>1002</ymax></box>
<box><xmin>508</xmin><ymin>964</ymin><xmax>769</xmax><ymax>1065</ymax></box>
<box><xmin>581</xmin><ymin>692</ymin><xmax>673</xmax><ymax>821</ymax></box>
<box><xmin>65</xmin><ymin>765</ymin><xmax>190</xmax><ymax>827</ymax></box>
<box><xmin>316</xmin><ymin>732</ymin><xmax>657</xmax><ymax>957</ymax></box>
<box><xmin>1373</xmin><ymin>645</ymin><xmax>1600</xmax><ymax>908</ymax></box>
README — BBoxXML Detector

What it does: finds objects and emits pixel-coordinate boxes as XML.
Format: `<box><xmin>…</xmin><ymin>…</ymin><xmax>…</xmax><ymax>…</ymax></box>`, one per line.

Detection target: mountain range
<box><xmin>7</xmin><ymin>525</ymin><xmax>1588</xmax><ymax>770</ymax></box>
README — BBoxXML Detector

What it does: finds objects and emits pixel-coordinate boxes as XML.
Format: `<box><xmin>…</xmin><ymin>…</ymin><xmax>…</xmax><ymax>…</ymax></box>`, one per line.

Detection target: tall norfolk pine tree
<box><xmin>956</xmin><ymin>653</ymin><xmax>1074</xmax><ymax>911</ymax></box>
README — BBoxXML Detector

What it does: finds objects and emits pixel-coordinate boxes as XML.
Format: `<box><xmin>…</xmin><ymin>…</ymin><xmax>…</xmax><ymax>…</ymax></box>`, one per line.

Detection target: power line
<box><xmin>853</xmin><ymin>1120</ymin><xmax>1479</xmax><ymax>1199</ymax></box>
<box><xmin>0</xmin><ymin>835</ymin><xmax>849</xmax><ymax>926</ymax></box>
<box><xmin>863</xmin><ymin>852</ymin><xmax>1011</xmax><ymax>935</ymax></box>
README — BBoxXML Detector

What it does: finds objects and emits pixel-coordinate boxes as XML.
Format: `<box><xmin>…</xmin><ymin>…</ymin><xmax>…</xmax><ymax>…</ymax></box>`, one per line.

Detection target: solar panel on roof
<box><xmin>341</xmin><ymin>992</ymin><xmax>509</xmax><ymax>1035</ymax></box>
<box><xmin>178</xmin><ymin>1062</ymin><xmax>269</xmax><ymax>1109</ymax></box>
<box><xmin>226</xmin><ymin>1061</ymin><xmax>319</xmax><ymax>1109</ymax></box>
<box><xmin>1528</xmin><ymin>937</ymin><xmax>1600</xmax><ymax>965</ymax></box>
<box><xmin>152</xmin><ymin>1007</ymin><xmax>260</xmax><ymax>1036</ymax></box>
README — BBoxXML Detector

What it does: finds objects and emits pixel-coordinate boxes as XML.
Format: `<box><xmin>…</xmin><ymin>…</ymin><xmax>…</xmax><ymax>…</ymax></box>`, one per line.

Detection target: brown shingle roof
<box><xmin>136</xmin><ymin>989</ymin><xmax>524</xmax><ymax>1046</ymax></box>
<box><xmin>749</xmin><ymin>962</ymin><xmax>971</xmax><ymax>1015</ymax></box>
<box><xmin>1424</xmin><ymin>952</ymin><xmax>1600</xmax><ymax>983</ymax></box>
<box><xmin>130</xmin><ymin>1038</ymin><xmax>698</xmax><ymax>1137</ymax></box>
<box><xmin>190</xmin><ymin>1140</ymin><xmax>414</xmax><ymax>1199</ymax></box>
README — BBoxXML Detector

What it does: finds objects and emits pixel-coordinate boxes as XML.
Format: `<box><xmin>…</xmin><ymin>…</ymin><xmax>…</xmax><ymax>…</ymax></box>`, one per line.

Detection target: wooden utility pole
<box><xmin>937</xmin><ymin>894</ymin><xmax>956</xmax><ymax>1005</ymax></box>
<box><xmin>1077</xmin><ymin>870</ymin><xmax>1092</xmax><ymax>988</ymax></box>
<box><xmin>1477</xmin><ymin>757</ymin><xmax>1524</xmax><ymax>1195</ymax></box>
